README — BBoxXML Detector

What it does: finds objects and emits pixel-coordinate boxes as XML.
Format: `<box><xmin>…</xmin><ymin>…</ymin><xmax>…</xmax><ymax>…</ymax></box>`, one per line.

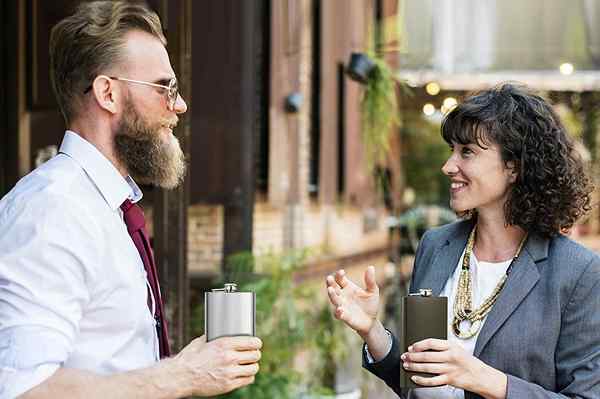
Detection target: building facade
<box><xmin>0</xmin><ymin>0</ymin><xmax>403</xmax><ymax>347</ymax></box>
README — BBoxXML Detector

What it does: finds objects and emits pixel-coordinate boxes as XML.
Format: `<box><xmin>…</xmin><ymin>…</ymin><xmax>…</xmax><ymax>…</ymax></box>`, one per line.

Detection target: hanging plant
<box><xmin>345</xmin><ymin>12</ymin><xmax>411</xmax><ymax>207</ymax></box>
<box><xmin>347</xmin><ymin>15</ymin><xmax>404</xmax><ymax>174</ymax></box>
<box><xmin>360</xmin><ymin>54</ymin><xmax>399</xmax><ymax>170</ymax></box>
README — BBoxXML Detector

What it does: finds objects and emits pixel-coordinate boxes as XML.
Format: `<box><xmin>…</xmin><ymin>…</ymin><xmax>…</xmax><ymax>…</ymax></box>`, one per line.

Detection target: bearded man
<box><xmin>0</xmin><ymin>2</ymin><xmax>261</xmax><ymax>398</ymax></box>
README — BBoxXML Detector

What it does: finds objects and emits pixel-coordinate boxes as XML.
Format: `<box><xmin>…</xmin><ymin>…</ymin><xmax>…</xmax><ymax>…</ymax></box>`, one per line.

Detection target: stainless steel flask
<box><xmin>205</xmin><ymin>283</ymin><xmax>256</xmax><ymax>341</ymax></box>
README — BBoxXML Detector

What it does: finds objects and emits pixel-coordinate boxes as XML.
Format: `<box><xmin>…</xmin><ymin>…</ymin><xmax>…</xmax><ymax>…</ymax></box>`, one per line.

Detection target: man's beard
<box><xmin>114</xmin><ymin>99</ymin><xmax>186</xmax><ymax>189</ymax></box>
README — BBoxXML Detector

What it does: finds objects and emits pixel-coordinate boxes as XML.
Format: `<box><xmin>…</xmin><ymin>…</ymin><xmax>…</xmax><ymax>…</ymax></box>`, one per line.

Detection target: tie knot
<box><xmin>120</xmin><ymin>198</ymin><xmax>134</xmax><ymax>213</ymax></box>
<box><xmin>120</xmin><ymin>199</ymin><xmax>146</xmax><ymax>233</ymax></box>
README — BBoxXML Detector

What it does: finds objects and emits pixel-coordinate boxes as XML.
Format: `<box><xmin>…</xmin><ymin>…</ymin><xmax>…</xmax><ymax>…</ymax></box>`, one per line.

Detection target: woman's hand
<box><xmin>325</xmin><ymin>266</ymin><xmax>380</xmax><ymax>336</ymax></box>
<box><xmin>402</xmin><ymin>339</ymin><xmax>507</xmax><ymax>399</ymax></box>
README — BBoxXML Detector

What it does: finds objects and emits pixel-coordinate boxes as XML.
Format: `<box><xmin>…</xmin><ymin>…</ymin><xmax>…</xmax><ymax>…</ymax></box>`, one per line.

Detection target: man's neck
<box><xmin>68</xmin><ymin>122</ymin><xmax>129</xmax><ymax>178</ymax></box>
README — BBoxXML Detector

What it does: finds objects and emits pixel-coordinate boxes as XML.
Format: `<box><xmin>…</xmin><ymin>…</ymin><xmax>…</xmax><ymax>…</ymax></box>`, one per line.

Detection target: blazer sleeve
<box><xmin>505</xmin><ymin>256</ymin><xmax>600</xmax><ymax>399</ymax></box>
<box><xmin>362</xmin><ymin>230</ymin><xmax>434</xmax><ymax>398</ymax></box>
<box><xmin>362</xmin><ymin>332</ymin><xmax>406</xmax><ymax>398</ymax></box>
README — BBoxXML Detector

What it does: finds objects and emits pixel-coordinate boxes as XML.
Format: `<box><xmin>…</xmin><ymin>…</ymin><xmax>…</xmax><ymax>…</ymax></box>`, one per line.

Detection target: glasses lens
<box><xmin>168</xmin><ymin>79</ymin><xmax>178</xmax><ymax>108</ymax></box>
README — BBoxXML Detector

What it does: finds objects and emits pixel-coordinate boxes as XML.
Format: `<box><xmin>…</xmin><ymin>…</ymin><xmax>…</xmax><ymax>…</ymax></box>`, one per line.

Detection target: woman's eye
<box><xmin>461</xmin><ymin>147</ymin><xmax>473</xmax><ymax>156</ymax></box>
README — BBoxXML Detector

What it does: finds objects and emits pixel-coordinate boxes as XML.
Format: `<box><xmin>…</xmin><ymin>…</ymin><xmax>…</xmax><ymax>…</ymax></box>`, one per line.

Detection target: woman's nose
<box><xmin>442</xmin><ymin>156</ymin><xmax>458</xmax><ymax>176</ymax></box>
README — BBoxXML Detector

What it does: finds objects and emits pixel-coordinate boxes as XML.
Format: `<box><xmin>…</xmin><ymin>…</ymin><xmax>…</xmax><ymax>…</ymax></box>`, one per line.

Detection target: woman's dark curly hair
<box><xmin>441</xmin><ymin>83</ymin><xmax>593</xmax><ymax>238</ymax></box>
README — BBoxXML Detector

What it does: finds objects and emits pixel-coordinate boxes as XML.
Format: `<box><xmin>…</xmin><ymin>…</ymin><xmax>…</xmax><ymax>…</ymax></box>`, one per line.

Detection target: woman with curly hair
<box><xmin>326</xmin><ymin>83</ymin><xmax>600</xmax><ymax>398</ymax></box>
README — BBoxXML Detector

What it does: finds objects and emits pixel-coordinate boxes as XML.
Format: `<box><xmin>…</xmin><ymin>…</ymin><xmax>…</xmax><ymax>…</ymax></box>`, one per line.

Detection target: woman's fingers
<box><xmin>326</xmin><ymin>275</ymin><xmax>344</xmax><ymax>297</ymax></box>
<box><xmin>410</xmin><ymin>374</ymin><xmax>448</xmax><ymax>387</ymax></box>
<box><xmin>327</xmin><ymin>285</ymin><xmax>349</xmax><ymax>323</ymax></box>
<box><xmin>402</xmin><ymin>349</ymin><xmax>447</xmax><ymax>363</ymax></box>
<box><xmin>409</xmin><ymin>338</ymin><xmax>449</xmax><ymax>352</ymax></box>
<box><xmin>403</xmin><ymin>361</ymin><xmax>447</xmax><ymax>375</ymax></box>
<box><xmin>325</xmin><ymin>274</ymin><xmax>337</xmax><ymax>288</ymax></box>
<box><xmin>327</xmin><ymin>286</ymin><xmax>343</xmax><ymax>307</ymax></box>
<box><xmin>334</xmin><ymin>269</ymin><xmax>349</xmax><ymax>288</ymax></box>
<box><xmin>363</xmin><ymin>266</ymin><xmax>378</xmax><ymax>293</ymax></box>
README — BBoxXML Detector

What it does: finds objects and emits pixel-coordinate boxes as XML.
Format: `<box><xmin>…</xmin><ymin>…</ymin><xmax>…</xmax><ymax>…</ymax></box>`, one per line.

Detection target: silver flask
<box><xmin>205</xmin><ymin>283</ymin><xmax>256</xmax><ymax>341</ymax></box>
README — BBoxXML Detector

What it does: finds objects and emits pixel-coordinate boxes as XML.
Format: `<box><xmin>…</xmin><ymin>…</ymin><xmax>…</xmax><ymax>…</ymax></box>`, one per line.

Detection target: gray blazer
<box><xmin>364</xmin><ymin>219</ymin><xmax>600</xmax><ymax>398</ymax></box>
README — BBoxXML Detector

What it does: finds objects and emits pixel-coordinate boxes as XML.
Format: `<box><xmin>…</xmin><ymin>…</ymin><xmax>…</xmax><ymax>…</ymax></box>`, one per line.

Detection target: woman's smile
<box><xmin>450</xmin><ymin>180</ymin><xmax>468</xmax><ymax>194</ymax></box>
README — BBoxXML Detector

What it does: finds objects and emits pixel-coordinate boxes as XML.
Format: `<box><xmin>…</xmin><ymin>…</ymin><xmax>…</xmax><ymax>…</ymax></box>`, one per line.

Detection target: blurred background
<box><xmin>2</xmin><ymin>0</ymin><xmax>600</xmax><ymax>397</ymax></box>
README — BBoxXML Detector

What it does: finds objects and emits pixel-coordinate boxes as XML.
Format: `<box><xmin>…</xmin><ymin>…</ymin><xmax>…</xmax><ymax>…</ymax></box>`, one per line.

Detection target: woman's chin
<box><xmin>449</xmin><ymin>201</ymin><xmax>465</xmax><ymax>212</ymax></box>
<box><xmin>449</xmin><ymin>202</ymin><xmax>473</xmax><ymax>215</ymax></box>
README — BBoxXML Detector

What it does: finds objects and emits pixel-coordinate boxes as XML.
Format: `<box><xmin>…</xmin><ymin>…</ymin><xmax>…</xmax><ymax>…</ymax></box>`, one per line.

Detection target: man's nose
<box><xmin>174</xmin><ymin>93</ymin><xmax>187</xmax><ymax>114</ymax></box>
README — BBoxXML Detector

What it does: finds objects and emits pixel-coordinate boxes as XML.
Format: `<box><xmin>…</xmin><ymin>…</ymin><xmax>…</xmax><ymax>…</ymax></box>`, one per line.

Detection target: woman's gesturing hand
<box><xmin>402</xmin><ymin>339</ymin><xmax>507</xmax><ymax>399</ymax></box>
<box><xmin>325</xmin><ymin>266</ymin><xmax>380</xmax><ymax>337</ymax></box>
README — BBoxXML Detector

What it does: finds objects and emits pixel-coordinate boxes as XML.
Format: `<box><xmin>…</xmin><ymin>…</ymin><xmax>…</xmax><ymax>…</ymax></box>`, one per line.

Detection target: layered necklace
<box><xmin>452</xmin><ymin>225</ymin><xmax>528</xmax><ymax>339</ymax></box>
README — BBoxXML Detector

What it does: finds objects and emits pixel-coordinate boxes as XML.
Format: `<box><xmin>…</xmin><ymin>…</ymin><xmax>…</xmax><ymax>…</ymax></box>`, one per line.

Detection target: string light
<box><xmin>443</xmin><ymin>97</ymin><xmax>457</xmax><ymax>109</ymax></box>
<box><xmin>559</xmin><ymin>63</ymin><xmax>574</xmax><ymax>75</ymax></box>
<box><xmin>440</xmin><ymin>97</ymin><xmax>458</xmax><ymax>114</ymax></box>
<box><xmin>422</xmin><ymin>103</ymin><xmax>436</xmax><ymax>116</ymax></box>
<box><xmin>426</xmin><ymin>82</ymin><xmax>441</xmax><ymax>96</ymax></box>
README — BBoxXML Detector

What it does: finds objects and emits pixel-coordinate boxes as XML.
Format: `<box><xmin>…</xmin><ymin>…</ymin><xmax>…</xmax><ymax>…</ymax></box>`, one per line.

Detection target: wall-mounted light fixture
<box><xmin>285</xmin><ymin>92</ymin><xmax>303</xmax><ymax>113</ymax></box>
<box><xmin>346</xmin><ymin>52</ymin><xmax>376</xmax><ymax>84</ymax></box>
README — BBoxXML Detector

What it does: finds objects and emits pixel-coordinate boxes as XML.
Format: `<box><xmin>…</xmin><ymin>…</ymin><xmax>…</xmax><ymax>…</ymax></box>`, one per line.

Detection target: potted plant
<box><xmin>351</xmin><ymin>9</ymin><xmax>407</xmax><ymax>165</ymax></box>
<box><xmin>360</xmin><ymin>53</ymin><xmax>400</xmax><ymax>171</ymax></box>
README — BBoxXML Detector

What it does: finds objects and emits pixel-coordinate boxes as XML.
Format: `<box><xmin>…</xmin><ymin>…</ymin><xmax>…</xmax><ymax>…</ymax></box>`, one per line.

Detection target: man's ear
<box><xmin>92</xmin><ymin>75</ymin><xmax>118</xmax><ymax>114</ymax></box>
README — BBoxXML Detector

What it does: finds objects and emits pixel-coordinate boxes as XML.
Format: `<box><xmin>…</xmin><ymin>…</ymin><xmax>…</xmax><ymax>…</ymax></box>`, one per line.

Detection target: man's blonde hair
<box><xmin>49</xmin><ymin>1</ymin><xmax>166</xmax><ymax>124</ymax></box>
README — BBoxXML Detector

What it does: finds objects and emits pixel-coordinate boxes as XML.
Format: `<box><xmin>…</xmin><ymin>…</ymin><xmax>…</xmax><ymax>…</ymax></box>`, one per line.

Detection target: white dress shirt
<box><xmin>0</xmin><ymin>131</ymin><xmax>158</xmax><ymax>399</ymax></box>
<box><xmin>367</xmin><ymin>250</ymin><xmax>511</xmax><ymax>399</ymax></box>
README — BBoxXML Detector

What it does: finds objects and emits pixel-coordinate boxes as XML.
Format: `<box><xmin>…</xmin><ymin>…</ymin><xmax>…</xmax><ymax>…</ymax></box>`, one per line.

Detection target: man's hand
<box><xmin>19</xmin><ymin>335</ymin><xmax>262</xmax><ymax>399</ymax></box>
<box><xmin>172</xmin><ymin>335</ymin><xmax>262</xmax><ymax>397</ymax></box>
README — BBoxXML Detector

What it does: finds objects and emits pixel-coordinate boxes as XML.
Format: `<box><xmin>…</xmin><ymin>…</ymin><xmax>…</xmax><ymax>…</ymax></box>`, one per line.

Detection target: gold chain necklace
<box><xmin>452</xmin><ymin>225</ymin><xmax>527</xmax><ymax>339</ymax></box>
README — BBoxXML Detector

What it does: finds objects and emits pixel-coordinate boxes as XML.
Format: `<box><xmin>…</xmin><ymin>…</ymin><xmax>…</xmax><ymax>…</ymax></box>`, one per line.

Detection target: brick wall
<box><xmin>188</xmin><ymin>205</ymin><xmax>224</xmax><ymax>273</ymax></box>
<box><xmin>172</xmin><ymin>201</ymin><xmax>389</xmax><ymax>275</ymax></box>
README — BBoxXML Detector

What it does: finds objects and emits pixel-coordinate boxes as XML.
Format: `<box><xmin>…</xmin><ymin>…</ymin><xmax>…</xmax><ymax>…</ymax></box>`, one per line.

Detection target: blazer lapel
<box><xmin>424</xmin><ymin>221</ymin><xmax>472</xmax><ymax>296</ymax></box>
<box><xmin>473</xmin><ymin>233</ymin><xmax>548</xmax><ymax>357</ymax></box>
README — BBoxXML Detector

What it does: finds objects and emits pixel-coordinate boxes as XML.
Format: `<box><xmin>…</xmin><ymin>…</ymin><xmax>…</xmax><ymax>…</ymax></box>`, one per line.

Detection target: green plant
<box><xmin>191</xmin><ymin>250</ymin><xmax>318</xmax><ymax>399</ymax></box>
<box><xmin>360</xmin><ymin>9</ymin><xmax>408</xmax><ymax>170</ymax></box>
<box><xmin>361</xmin><ymin>55</ymin><xmax>399</xmax><ymax>171</ymax></box>
<box><xmin>400</xmin><ymin>110</ymin><xmax>451</xmax><ymax>205</ymax></box>
<box><xmin>304</xmin><ymin>302</ymin><xmax>358</xmax><ymax>396</ymax></box>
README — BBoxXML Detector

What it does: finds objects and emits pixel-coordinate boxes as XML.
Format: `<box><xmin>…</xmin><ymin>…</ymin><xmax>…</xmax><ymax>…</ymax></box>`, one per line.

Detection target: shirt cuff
<box><xmin>364</xmin><ymin>329</ymin><xmax>393</xmax><ymax>363</ymax></box>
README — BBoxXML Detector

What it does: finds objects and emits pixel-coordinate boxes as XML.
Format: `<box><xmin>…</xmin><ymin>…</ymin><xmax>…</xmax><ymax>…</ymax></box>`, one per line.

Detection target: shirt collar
<box><xmin>59</xmin><ymin>130</ymin><xmax>144</xmax><ymax>210</ymax></box>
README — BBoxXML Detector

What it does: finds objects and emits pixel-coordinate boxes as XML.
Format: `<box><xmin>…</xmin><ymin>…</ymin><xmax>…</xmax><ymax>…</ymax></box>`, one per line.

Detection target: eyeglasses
<box><xmin>84</xmin><ymin>76</ymin><xmax>179</xmax><ymax>110</ymax></box>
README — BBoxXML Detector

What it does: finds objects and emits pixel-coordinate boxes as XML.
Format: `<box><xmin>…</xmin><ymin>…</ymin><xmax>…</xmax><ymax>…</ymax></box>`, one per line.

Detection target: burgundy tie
<box><xmin>120</xmin><ymin>199</ymin><xmax>170</xmax><ymax>358</ymax></box>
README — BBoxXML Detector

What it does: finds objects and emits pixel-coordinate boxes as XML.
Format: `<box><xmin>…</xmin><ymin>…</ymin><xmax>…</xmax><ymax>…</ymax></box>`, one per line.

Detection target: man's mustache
<box><xmin>161</xmin><ymin>118</ymin><xmax>179</xmax><ymax>129</ymax></box>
